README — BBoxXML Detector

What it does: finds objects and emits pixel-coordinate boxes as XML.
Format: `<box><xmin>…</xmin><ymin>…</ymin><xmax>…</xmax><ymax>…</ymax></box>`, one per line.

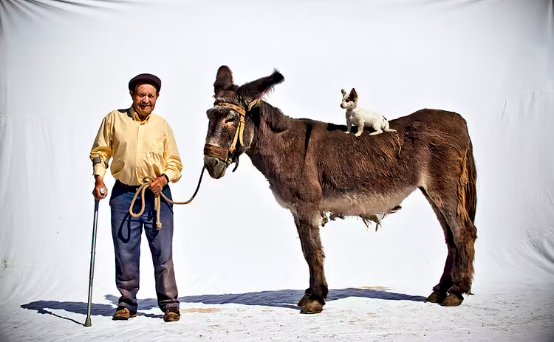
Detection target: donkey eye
<box><xmin>225</xmin><ymin>115</ymin><xmax>238</xmax><ymax>124</ymax></box>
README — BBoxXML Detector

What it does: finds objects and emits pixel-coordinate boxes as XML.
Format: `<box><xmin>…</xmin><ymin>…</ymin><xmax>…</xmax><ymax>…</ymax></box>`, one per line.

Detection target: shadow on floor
<box><xmin>21</xmin><ymin>287</ymin><xmax>427</xmax><ymax>325</ymax></box>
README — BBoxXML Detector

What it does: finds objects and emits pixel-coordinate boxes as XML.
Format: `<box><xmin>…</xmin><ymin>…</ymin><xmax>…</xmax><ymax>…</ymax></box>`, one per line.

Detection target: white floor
<box><xmin>2</xmin><ymin>278</ymin><xmax>552</xmax><ymax>341</ymax></box>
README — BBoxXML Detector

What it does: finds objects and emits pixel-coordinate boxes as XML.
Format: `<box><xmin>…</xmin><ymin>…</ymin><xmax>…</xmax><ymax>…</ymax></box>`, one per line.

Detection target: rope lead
<box><xmin>129</xmin><ymin>166</ymin><xmax>206</xmax><ymax>230</ymax></box>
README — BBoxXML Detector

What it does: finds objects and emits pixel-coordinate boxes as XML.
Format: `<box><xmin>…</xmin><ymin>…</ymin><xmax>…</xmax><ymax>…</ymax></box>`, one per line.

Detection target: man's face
<box><xmin>131</xmin><ymin>84</ymin><xmax>158</xmax><ymax>117</ymax></box>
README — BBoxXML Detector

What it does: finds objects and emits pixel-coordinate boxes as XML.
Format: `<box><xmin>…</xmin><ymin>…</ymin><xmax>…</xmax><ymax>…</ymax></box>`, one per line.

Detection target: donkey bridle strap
<box><xmin>204</xmin><ymin>144</ymin><xmax>230</xmax><ymax>162</ymax></box>
<box><xmin>215</xmin><ymin>99</ymin><xmax>260</xmax><ymax>115</ymax></box>
<box><xmin>216</xmin><ymin>102</ymin><xmax>246</xmax><ymax>116</ymax></box>
<box><xmin>213</xmin><ymin>100</ymin><xmax>261</xmax><ymax>154</ymax></box>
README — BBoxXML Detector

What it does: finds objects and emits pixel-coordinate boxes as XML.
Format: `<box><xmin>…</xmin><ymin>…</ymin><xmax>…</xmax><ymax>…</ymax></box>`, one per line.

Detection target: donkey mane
<box><xmin>250</xmin><ymin>102</ymin><xmax>292</xmax><ymax>132</ymax></box>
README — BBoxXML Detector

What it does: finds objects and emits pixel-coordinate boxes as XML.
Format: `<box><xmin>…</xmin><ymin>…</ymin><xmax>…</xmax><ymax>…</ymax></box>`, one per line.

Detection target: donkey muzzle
<box><xmin>203</xmin><ymin>144</ymin><xmax>230</xmax><ymax>179</ymax></box>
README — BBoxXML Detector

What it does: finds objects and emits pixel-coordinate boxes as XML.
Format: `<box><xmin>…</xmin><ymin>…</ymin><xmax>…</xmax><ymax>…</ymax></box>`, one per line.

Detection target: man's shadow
<box><xmin>21</xmin><ymin>288</ymin><xmax>426</xmax><ymax>325</ymax></box>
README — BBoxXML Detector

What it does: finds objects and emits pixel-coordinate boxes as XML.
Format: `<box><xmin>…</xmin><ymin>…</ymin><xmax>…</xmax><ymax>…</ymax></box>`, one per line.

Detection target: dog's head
<box><xmin>340</xmin><ymin>88</ymin><xmax>358</xmax><ymax>110</ymax></box>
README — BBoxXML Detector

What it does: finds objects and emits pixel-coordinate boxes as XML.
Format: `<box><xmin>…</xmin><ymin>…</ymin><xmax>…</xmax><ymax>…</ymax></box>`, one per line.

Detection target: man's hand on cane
<box><xmin>93</xmin><ymin>175</ymin><xmax>108</xmax><ymax>200</ymax></box>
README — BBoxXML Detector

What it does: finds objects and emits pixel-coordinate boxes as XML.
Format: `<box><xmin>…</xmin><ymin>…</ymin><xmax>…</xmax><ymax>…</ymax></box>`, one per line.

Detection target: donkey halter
<box><xmin>204</xmin><ymin>99</ymin><xmax>259</xmax><ymax>165</ymax></box>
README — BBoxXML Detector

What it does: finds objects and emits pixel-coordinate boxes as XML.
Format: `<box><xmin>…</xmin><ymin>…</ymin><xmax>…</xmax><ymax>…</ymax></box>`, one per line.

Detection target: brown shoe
<box><xmin>163</xmin><ymin>307</ymin><xmax>180</xmax><ymax>322</ymax></box>
<box><xmin>112</xmin><ymin>307</ymin><xmax>137</xmax><ymax>320</ymax></box>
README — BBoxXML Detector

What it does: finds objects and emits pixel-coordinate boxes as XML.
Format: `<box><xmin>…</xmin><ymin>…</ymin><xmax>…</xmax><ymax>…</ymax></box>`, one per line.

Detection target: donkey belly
<box><xmin>268</xmin><ymin>178</ymin><xmax>417</xmax><ymax>216</ymax></box>
<box><xmin>321</xmin><ymin>187</ymin><xmax>415</xmax><ymax>216</ymax></box>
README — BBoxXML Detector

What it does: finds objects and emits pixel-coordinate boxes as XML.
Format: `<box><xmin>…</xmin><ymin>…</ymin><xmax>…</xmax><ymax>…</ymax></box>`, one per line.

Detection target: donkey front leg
<box><xmin>293</xmin><ymin>211</ymin><xmax>328</xmax><ymax>314</ymax></box>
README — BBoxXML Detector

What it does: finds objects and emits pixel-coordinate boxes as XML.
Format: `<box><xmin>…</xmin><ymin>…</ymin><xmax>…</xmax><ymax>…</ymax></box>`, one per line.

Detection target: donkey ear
<box><xmin>238</xmin><ymin>69</ymin><xmax>284</xmax><ymax>103</ymax></box>
<box><xmin>214</xmin><ymin>65</ymin><xmax>234</xmax><ymax>94</ymax></box>
<box><xmin>341</xmin><ymin>89</ymin><xmax>347</xmax><ymax>96</ymax></box>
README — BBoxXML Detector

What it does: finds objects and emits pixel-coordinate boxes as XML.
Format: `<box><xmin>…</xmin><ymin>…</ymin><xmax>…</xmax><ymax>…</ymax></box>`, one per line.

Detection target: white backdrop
<box><xmin>0</xmin><ymin>0</ymin><xmax>553</xmax><ymax>341</ymax></box>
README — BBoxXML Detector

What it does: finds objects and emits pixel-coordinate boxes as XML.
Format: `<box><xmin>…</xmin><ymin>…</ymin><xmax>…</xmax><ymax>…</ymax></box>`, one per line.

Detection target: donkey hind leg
<box><xmin>293</xmin><ymin>211</ymin><xmax>328</xmax><ymax>314</ymax></box>
<box><xmin>422</xmin><ymin>187</ymin><xmax>477</xmax><ymax>306</ymax></box>
<box><xmin>421</xmin><ymin>189</ymin><xmax>455</xmax><ymax>304</ymax></box>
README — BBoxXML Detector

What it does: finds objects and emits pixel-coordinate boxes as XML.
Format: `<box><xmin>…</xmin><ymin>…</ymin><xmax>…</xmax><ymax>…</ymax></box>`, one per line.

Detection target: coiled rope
<box><xmin>129</xmin><ymin>166</ymin><xmax>206</xmax><ymax>230</ymax></box>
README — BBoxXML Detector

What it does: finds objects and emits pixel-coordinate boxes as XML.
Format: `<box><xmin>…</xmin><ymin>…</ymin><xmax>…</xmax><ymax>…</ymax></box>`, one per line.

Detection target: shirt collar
<box><xmin>129</xmin><ymin>106</ymin><xmax>152</xmax><ymax>123</ymax></box>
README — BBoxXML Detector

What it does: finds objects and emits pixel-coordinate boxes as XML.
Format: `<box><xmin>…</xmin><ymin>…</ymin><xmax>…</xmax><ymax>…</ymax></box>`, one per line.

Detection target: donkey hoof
<box><xmin>425</xmin><ymin>291</ymin><xmax>444</xmax><ymax>304</ymax></box>
<box><xmin>440</xmin><ymin>293</ymin><xmax>464</xmax><ymax>307</ymax></box>
<box><xmin>297</xmin><ymin>294</ymin><xmax>310</xmax><ymax>307</ymax></box>
<box><xmin>300</xmin><ymin>299</ymin><xmax>324</xmax><ymax>314</ymax></box>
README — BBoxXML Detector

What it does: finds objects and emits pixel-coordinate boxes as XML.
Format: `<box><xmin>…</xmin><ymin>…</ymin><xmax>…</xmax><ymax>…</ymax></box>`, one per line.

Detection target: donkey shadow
<box><xmin>21</xmin><ymin>288</ymin><xmax>426</xmax><ymax>325</ymax></box>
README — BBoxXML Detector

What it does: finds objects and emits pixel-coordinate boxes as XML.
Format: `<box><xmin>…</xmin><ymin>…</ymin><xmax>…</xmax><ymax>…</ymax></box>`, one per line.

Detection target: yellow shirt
<box><xmin>90</xmin><ymin>107</ymin><xmax>183</xmax><ymax>186</ymax></box>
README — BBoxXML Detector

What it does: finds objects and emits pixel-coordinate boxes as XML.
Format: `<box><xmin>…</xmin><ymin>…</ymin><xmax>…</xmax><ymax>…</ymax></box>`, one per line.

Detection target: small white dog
<box><xmin>341</xmin><ymin>88</ymin><xmax>396</xmax><ymax>137</ymax></box>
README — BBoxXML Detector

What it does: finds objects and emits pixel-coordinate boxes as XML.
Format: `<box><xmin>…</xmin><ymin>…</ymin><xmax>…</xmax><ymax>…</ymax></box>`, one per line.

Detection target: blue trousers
<box><xmin>109</xmin><ymin>181</ymin><xmax>179</xmax><ymax>312</ymax></box>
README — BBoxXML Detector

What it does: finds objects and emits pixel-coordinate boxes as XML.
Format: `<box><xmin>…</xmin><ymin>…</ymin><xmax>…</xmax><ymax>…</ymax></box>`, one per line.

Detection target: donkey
<box><xmin>203</xmin><ymin>66</ymin><xmax>477</xmax><ymax>314</ymax></box>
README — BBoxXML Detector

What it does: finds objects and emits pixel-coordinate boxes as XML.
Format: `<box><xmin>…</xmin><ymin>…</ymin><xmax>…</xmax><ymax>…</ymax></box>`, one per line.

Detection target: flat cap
<box><xmin>128</xmin><ymin>73</ymin><xmax>161</xmax><ymax>93</ymax></box>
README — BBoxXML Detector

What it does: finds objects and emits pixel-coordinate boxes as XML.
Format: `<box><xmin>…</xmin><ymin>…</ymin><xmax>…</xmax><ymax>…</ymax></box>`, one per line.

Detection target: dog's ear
<box><xmin>341</xmin><ymin>89</ymin><xmax>347</xmax><ymax>96</ymax></box>
<box><xmin>214</xmin><ymin>65</ymin><xmax>234</xmax><ymax>95</ymax></box>
<box><xmin>350</xmin><ymin>88</ymin><xmax>358</xmax><ymax>101</ymax></box>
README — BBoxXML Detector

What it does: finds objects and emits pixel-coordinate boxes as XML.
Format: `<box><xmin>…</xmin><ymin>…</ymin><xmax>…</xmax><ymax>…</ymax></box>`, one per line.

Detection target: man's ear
<box><xmin>214</xmin><ymin>65</ymin><xmax>234</xmax><ymax>95</ymax></box>
<box><xmin>237</xmin><ymin>69</ymin><xmax>284</xmax><ymax>105</ymax></box>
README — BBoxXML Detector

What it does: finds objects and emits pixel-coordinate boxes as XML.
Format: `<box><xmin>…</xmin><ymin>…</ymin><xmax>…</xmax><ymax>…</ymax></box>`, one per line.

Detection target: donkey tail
<box><xmin>456</xmin><ymin>136</ymin><xmax>478</xmax><ymax>295</ymax></box>
<box><xmin>458</xmin><ymin>139</ymin><xmax>477</xmax><ymax>224</ymax></box>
